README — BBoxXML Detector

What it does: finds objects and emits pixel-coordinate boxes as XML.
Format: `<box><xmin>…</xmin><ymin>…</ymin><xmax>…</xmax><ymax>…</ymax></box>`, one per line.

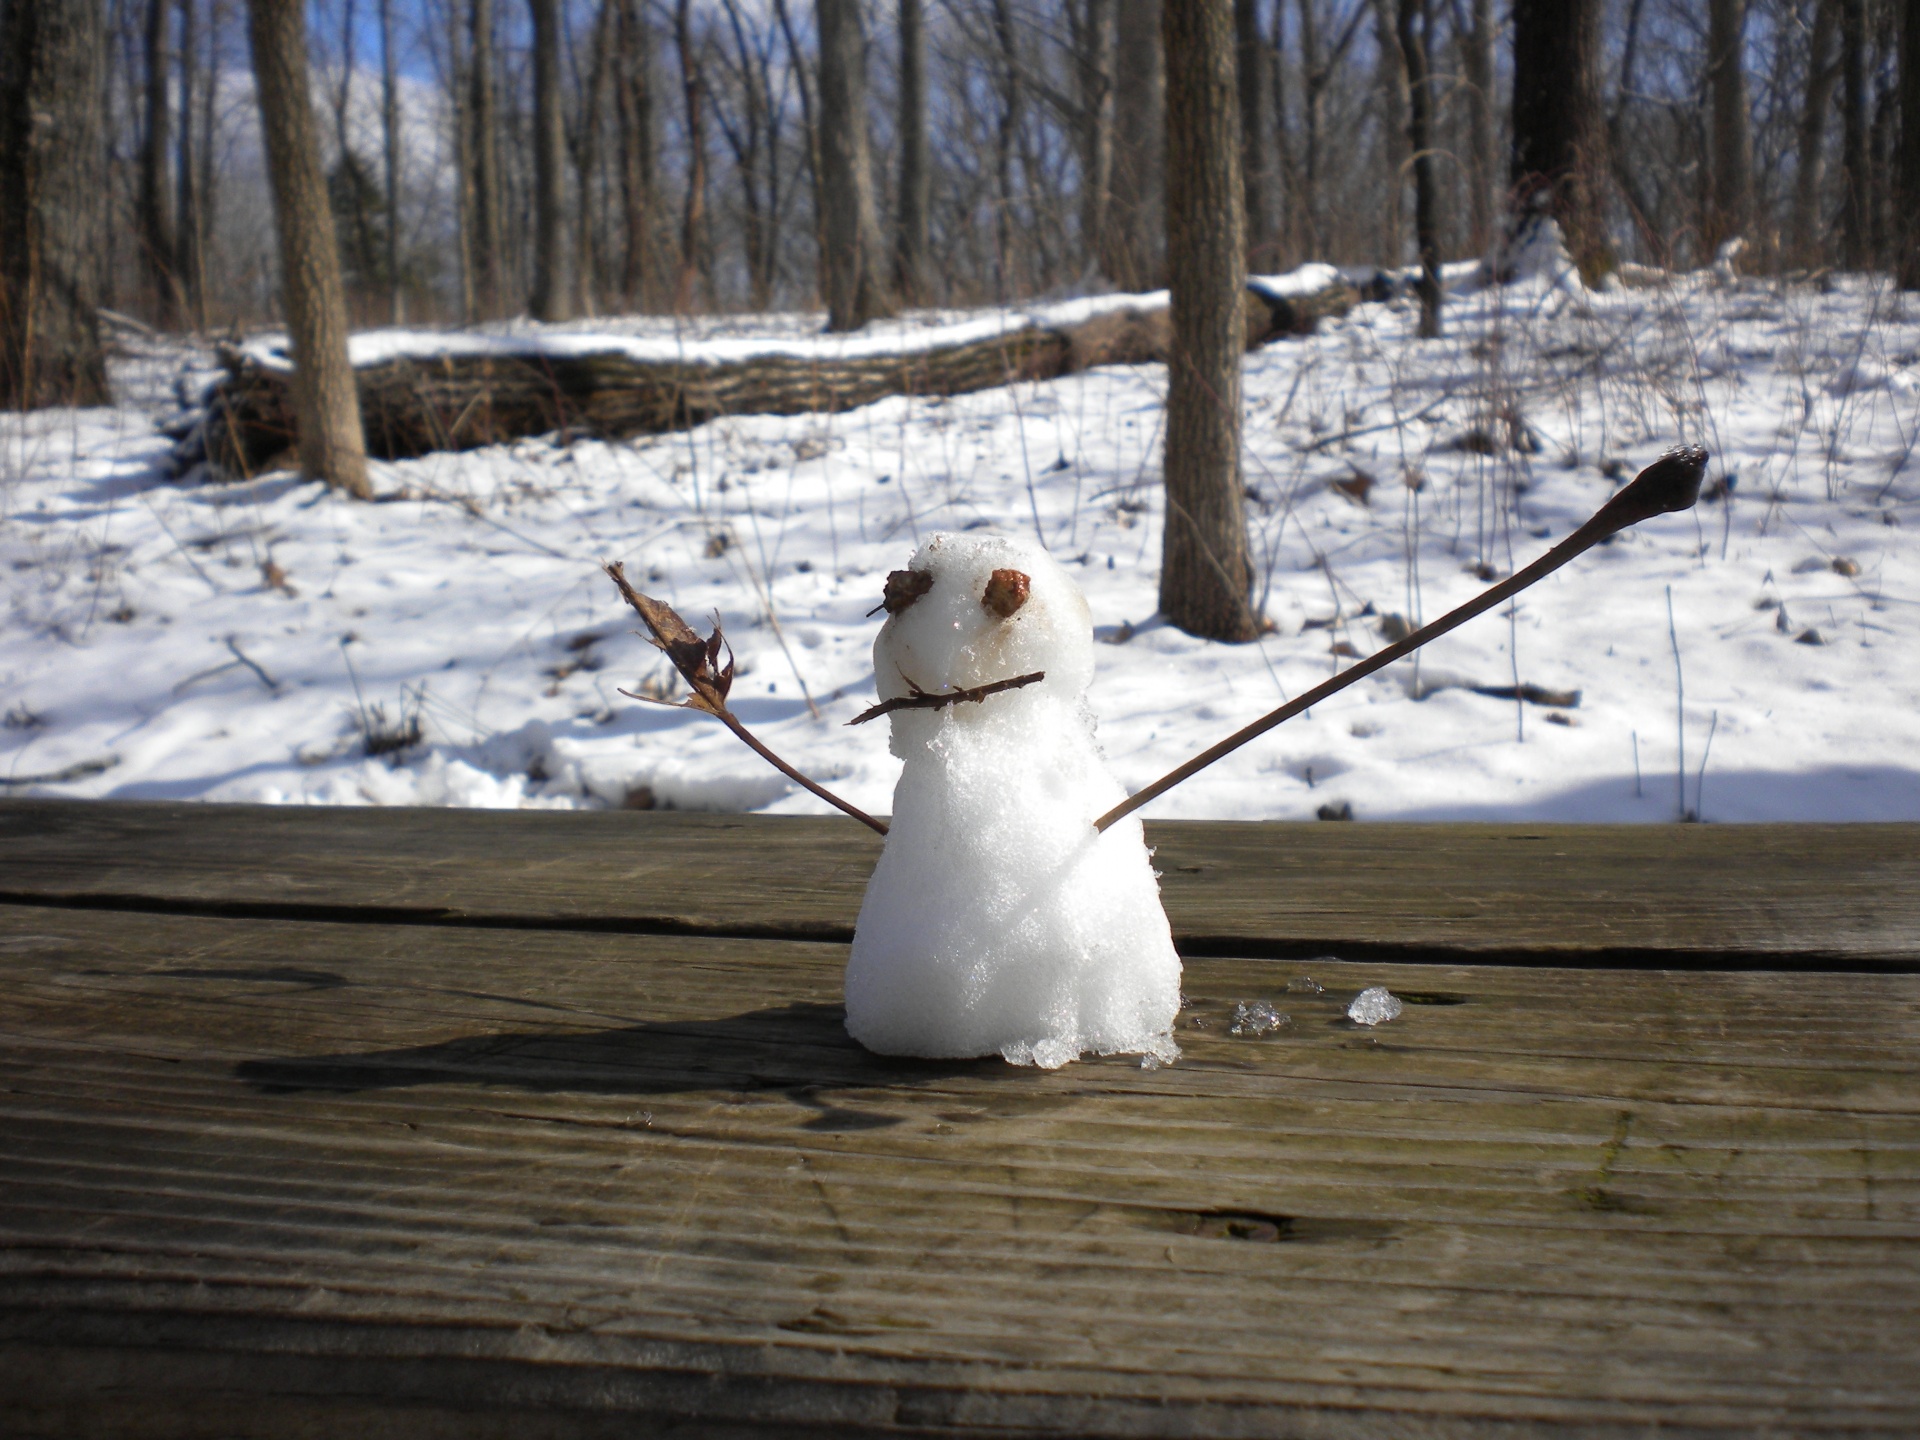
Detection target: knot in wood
<box><xmin>982</xmin><ymin>568</ymin><xmax>1030</xmax><ymax>618</ymax></box>
<box><xmin>882</xmin><ymin>569</ymin><xmax>935</xmax><ymax>615</ymax></box>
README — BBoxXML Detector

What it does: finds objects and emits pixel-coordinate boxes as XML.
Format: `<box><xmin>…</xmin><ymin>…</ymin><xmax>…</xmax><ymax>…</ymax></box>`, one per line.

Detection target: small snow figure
<box><xmin>844</xmin><ymin>533</ymin><xmax>1181</xmax><ymax>1069</ymax></box>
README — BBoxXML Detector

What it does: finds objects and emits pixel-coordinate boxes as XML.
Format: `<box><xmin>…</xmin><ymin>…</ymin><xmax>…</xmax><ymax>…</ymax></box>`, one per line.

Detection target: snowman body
<box><xmin>844</xmin><ymin>533</ymin><xmax>1181</xmax><ymax>1068</ymax></box>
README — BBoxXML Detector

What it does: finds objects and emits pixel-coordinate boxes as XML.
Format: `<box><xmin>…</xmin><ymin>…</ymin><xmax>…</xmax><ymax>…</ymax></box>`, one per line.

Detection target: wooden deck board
<box><xmin>4</xmin><ymin>838</ymin><xmax>1919</xmax><ymax>1439</ymax></box>
<box><xmin>3</xmin><ymin>799</ymin><xmax>1919</xmax><ymax>963</ymax></box>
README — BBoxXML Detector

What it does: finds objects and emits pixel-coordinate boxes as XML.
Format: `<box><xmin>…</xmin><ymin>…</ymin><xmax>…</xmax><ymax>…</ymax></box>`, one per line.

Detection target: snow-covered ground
<box><xmin>5</xmin><ymin>267</ymin><xmax>1918</xmax><ymax>822</ymax></box>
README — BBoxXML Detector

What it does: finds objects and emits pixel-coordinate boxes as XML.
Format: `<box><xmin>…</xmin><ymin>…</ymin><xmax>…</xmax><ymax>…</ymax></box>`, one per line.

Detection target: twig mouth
<box><xmin>848</xmin><ymin>670</ymin><xmax>1046</xmax><ymax>726</ymax></box>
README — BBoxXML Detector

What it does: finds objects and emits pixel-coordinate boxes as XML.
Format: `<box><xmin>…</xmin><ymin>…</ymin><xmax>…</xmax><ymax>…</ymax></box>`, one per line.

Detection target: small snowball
<box><xmin>1286</xmin><ymin>975</ymin><xmax>1325</xmax><ymax>995</ymax></box>
<box><xmin>1347</xmin><ymin>986</ymin><xmax>1403</xmax><ymax>1026</ymax></box>
<box><xmin>1229</xmin><ymin>1001</ymin><xmax>1290</xmax><ymax>1036</ymax></box>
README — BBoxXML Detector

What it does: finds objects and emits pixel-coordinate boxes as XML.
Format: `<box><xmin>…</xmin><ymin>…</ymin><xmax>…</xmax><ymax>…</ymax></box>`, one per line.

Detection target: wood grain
<box><xmin>3</xmin><ymin>901</ymin><xmax>1917</xmax><ymax>1436</ymax></box>
<box><xmin>4</xmin><ymin>799</ymin><xmax>1917</xmax><ymax>966</ymax></box>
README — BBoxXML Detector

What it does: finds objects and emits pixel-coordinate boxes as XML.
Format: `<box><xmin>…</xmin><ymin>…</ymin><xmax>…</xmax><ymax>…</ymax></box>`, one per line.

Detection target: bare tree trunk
<box><xmin>614</xmin><ymin>0</ymin><xmax>657</xmax><ymax>308</ymax></box>
<box><xmin>1510</xmin><ymin>0</ymin><xmax>1613</xmax><ymax>282</ymax></box>
<box><xmin>895</xmin><ymin>0</ymin><xmax>931</xmax><ymax>300</ymax></box>
<box><xmin>816</xmin><ymin>0</ymin><xmax>894</xmax><ymax>329</ymax></box>
<box><xmin>1900</xmin><ymin>0</ymin><xmax>1920</xmax><ymax>286</ymax></box>
<box><xmin>672</xmin><ymin>0</ymin><xmax>709</xmax><ymax>314</ymax></box>
<box><xmin>469</xmin><ymin>0</ymin><xmax>506</xmax><ymax>317</ymax></box>
<box><xmin>196</xmin><ymin>0</ymin><xmax>221</xmax><ymax>324</ymax></box>
<box><xmin>1235</xmin><ymin>0</ymin><xmax>1276</xmax><ymax>267</ymax></box>
<box><xmin>1840</xmin><ymin>0</ymin><xmax>1870</xmax><ymax>267</ymax></box>
<box><xmin>990</xmin><ymin>0</ymin><xmax>1021</xmax><ymax>298</ymax></box>
<box><xmin>1297</xmin><ymin>0</ymin><xmax>1322</xmax><ymax>254</ymax></box>
<box><xmin>174</xmin><ymin>0</ymin><xmax>201</xmax><ymax>329</ymax></box>
<box><xmin>574</xmin><ymin>0</ymin><xmax>614</xmax><ymax>316</ymax></box>
<box><xmin>1398</xmin><ymin>0</ymin><xmax>1441</xmax><ymax>335</ymax></box>
<box><xmin>1459</xmin><ymin>0</ymin><xmax>1495</xmax><ymax>255</ymax></box>
<box><xmin>139</xmin><ymin>0</ymin><xmax>177</xmax><ymax>324</ymax></box>
<box><xmin>380</xmin><ymin>0</ymin><xmax>402</xmax><ymax>322</ymax></box>
<box><xmin>1106</xmin><ymin>0</ymin><xmax>1164</xmax><ymax>288</ymax></box>
<box><xmin>245</xmin><ymin>0</ymin><xmax>371</xmax><ymax>497</ymax></box>
<box><xmin>1793</xmin><ymin>0</ymin><xmax>1839</xmax><ymax>266</ymax></box>
<box><xmin>1371</xmin><ymin>0</ymin><xmax>1409</xmax><ymax>262</ymax></box>
<box><xmin>1705</xmin><ymin>0</ymin><xmax>1753</xmax><ymax>252</ymax></box>
<box><xmin>1161</xmin><ymin>0</ymin><xmax>1256</xmax><ymax>643</ymax></box>
<box><xmin>528</xmin><ymin>0</ymin><xmax>574</xmax><ymax>320</ymax></box>
<box><xmin>1</xmin><ymin>0</ymin><xmax>109</xmax><ymax>408</ymax></box>
<box><xmin>1070</xmin><ymin>0</ymin><xmax>1114</xmax><ymax>278</ymax></box>
<box><xmin>716</xmin><ymin>0</ymin><xmax>771</xmax><ymax>309</ymax></box>
<box><xmin>331</xmin><ymin>0</ymin><xmax>377</xmax><ymax>308</ymax></box>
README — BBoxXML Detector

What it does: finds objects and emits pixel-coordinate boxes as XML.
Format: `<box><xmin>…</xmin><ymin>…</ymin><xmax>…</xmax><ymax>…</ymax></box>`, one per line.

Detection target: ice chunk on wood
<box><xmin>844</xmin><ymin>533</ymin><xmax>1181</xmax><ymax>1069</ymax></box>
<box><xmin>1348</xmin><ymin>986</ymin><xmax>1404</xmax><ymax>1026</ymax></box>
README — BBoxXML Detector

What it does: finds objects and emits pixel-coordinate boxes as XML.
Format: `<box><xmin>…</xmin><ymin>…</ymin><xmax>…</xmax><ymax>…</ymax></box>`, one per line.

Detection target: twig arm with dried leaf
<box><xmin>604</xmin><ymin>563</ymin><xmax>889</xmax><ymax>835</ymax></box>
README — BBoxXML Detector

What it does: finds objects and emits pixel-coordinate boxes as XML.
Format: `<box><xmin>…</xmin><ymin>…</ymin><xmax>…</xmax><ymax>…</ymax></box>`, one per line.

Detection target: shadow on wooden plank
<box><xmin>236</xmin><ymin>1001</ymin><xmax>1000</xmax><ymax>1129</ymax></box>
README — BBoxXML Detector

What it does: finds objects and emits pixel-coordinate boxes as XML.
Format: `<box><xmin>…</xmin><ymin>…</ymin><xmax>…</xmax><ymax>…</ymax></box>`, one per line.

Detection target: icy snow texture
<box><xmin>843</xmin><ymin>533</ymin><xmax>1181</xmax><ymax>1068</ymax></box>
<box><xmin>1229</xmin><ymin>1001</ymin><xmax>1290</xmax><ymax>1036</ymax></box>
<box><xmin>1347</xmin><ymin>987</ymin><xmax>1403</xmax><ymax>1026</ymax></box>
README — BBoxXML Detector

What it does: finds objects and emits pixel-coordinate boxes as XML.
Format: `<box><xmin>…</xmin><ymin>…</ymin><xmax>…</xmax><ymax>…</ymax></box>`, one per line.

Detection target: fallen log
<box><xmin>203</xmin><ymin>279</ymin><xmax>1357</xmax><ymax>478</ymax></box>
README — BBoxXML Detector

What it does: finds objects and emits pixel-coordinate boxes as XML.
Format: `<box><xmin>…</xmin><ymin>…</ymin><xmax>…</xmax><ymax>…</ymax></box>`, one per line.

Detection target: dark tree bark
<box><xmin>672</xmin><ymin>0</ymin><xmax>711</xmax><ymax>314</ymax></box>
<box><xmin>195</xmin><ymin>0</ymin><xmax>222</xmax><ymax>323</ymax></box>
<box><xmin>1160</xmin><ymin>0</ymin><xmax>1257</xmax><ymax>643</ymax></box>
<box><xmin>1840</xmin><ymin>0</ymin><xmax>1870</xmax><ymax>267</ymax></box>
<box><xmin>1509</xmin><ymin>0</ymin><xmax>1612</xmax><ymax>282</ymax></box>
<box><xmin>1069</xmin><ymin>0</ymin><xmax>1115</xmax><ymax>277</ymax></box>
<box><xmin>574</xmin><ymin>0</ymin><xmax>615</xmax><ymax>315</ymax></box>
<box><xmin>175</xmin><ymin>0</ymin><xmax>202</xmax><ymax>328</ymax></box>
<box><xmin>816</xmin><ymin>0</ymin><xmax>894</xmax><ymax>329</ymax></box>
<box><xmin>1398</xmin><ymin>0</ymin><xmax>1441</xmax><ymax>336</ymax></box>
<box><xmin>990</xmin><ymin>0</ymin><xmax>1022</xmax><ymax>297</ymax></box>
<box><xmin>1105</xmin><ymin>0</ymin><xmax>1164</xmax><ymax>289</ymax></box>
<box><xmin>1897</xmin><ymin>0</ymin><xmax>1920</xmax><ymax>286</ymax></box>
<box><xmin>1234</xmin><ymin>0</ymin><xmax>1276</xmax><ymax>266</ymax></box>
<box><xmin>380</xmin><ymin>0</ymin><xmax>402</xmax><ymax>322</ymax></box>
<box><xmin>528</xmin><ymin>0</ymin><xmax>575</xmax><ymax>320</ymax></box>
<box><xmin>614</xmin><ymin>0</ymin><xmax>658</xmax><ymax>307</ymax></box>
<box><xmin>894</xmin><ymin>0</ymin><xmax>931</xmax><ymax>300</ymax></box>
<box><xmin>1792</xmin><ymin>0</ymin><xmax>1839</xmax><ymax>265</ymax></box>
<box><xmin>1</xmin><ymin>0</ymin><xmax>109</xmax><ymax>407</ymax></box>
<box><xmin>468</xmin><ymin>0</ymin><xmax>506</xmax><ymax>317</ymax></box>
<box><xmin>1370</xmin><ymin>0</ymin><xmax>1409</xmax><ymax>261</ymax></box>
<box><xmin>245</xmin><ymin>0</ymin><xmax>371</xmax><ymax>496</ymax></box>
<box><xmin>1705</xmin><ymin>0</ymin><xmax>1753</xmax><ymax>252</ymax></box>
<box><xmin>139</xmin><ymin>0</ymin><xmax>177</xmax><ymax>324</ymax></box>
<box><xmin>1458</xmin><ymin>0</ymin><xmax>1495</xmax><ymax>255</ymax></box>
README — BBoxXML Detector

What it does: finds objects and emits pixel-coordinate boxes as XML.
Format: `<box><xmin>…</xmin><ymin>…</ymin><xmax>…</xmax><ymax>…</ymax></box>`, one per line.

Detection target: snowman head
<box><xmin>872</xmin><ymin>533</ymin><xmax>1095</xmax><ymax>711</ymax></box>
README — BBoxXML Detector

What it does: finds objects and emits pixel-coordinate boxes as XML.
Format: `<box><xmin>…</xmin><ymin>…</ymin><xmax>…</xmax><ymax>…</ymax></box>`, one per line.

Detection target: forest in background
<box><xmin>60</xmin><ymin>0</ymin><xmax>1920</xmax><ymax>332</ymax></box>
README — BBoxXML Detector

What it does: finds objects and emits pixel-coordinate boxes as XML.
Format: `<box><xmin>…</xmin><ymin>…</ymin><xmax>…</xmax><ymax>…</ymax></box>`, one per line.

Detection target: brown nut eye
<box><xmin>982</xmin><ymin>568</ymin><xmax>1030</xmax><ymax>618</ymax></box>
<box><xmin>880</xmin><ymin>568</ymin><xmax>935</xmax><ymax>615</ymax></box>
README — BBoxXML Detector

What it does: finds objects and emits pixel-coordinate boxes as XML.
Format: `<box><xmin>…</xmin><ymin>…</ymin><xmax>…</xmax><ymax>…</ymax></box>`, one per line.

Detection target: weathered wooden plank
<box><xmin>3</xmin><ymin>799</ymin><xmax>1918</xmax><ymax>964</ymax></box>
<box><xmin>2</xmin><ymin>903</ymin><xmax>1916</xmax><ymax>1436</ymax></box>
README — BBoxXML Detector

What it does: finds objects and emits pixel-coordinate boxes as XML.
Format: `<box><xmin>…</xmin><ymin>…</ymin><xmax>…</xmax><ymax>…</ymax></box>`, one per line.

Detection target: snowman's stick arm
<box><xmin>1093</xmin><ymin>445</ymin><xmax>1708</xmax><ymax>833</ymax></box>
<box><xmin>605</xmin><ymin>561</ymin><xmax>891</xmax><ymax>837</ymax></box>
<box><xmin>715</xmin><ymin>711</ymin><xmax>891</xmax><ymax>835</ymax></box>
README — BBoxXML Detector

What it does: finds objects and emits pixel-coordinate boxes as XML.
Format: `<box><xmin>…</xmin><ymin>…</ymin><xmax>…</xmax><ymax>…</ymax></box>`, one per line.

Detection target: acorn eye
<box><xmin>982</xmin><ymin>568</ymin><xmax>1030</xmax><ymax>618</ymax></box>
<box><xmin>878</xmin><ymin>568</ymin><xmax>934</xmax><ymax>616</ymax></box>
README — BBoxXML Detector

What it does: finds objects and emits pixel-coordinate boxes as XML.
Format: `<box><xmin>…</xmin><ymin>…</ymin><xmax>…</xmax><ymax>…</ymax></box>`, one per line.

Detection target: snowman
<box><xmin>843</xmin><ymin>532</ymin><xmax>1182</xmax><ymax>1069</ymax></box>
